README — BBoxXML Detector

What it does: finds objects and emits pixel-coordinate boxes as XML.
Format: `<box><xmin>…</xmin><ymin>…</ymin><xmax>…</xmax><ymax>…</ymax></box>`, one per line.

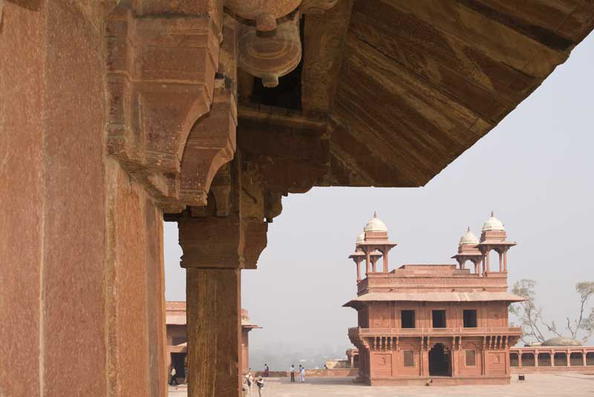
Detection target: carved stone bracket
<box><xmin>106</xmin><ymin>3</ymin><xmax>233</xmax><ymax>211</ymax></box>
<box><xmin>179</xmin><ymin>83</ymin><xmax>237</xmax><ymax>209</ymax></box>
<box><xmin>178</xmin><ymin>155</ymin><xmax>269</xmax><ymax>270</ymax></box>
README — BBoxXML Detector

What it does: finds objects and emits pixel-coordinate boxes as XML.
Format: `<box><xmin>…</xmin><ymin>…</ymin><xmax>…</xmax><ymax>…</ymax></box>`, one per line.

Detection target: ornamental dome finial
<box><xmin>459</xmin><ymin>227</ymin><xmax>479</xmax><ymax>245</ymax></box>
<box><xmin>364</xmin><ymin>212</ymin><xmax>388</xmax><ymax>233</ymax></box>
<box><xmin>482</xmin><ymin>212</ymin><xmax>505</xmax><ymax>232</ymax></box>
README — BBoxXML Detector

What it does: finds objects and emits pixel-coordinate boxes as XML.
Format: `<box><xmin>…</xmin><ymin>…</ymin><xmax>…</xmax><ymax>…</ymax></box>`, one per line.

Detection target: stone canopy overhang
<box><xmin>343</xmin><ymin>291</ymin><xmax>525</xmax><ymax>309</ymax></box>
<box><xmin>244</xmin><ymin>0</ymin><xmax>594</xmax><ymax>191</ymax></box>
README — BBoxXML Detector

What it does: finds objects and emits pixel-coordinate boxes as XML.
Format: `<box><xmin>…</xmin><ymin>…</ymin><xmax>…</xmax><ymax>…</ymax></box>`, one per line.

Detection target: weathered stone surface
<box><xmin>187</xmin><ymin>268</ymin><xmax>242</xmax><ymax>397</ymax></box>
<box><xmin>106</xmin><ymin>2</ymin><xmax>223</xmax><ymax>210</ymax></box>
<box><xmin>301</xmin><ymin>0</ymin><xmax>354</xmax><ymax>115</ymax></box>
<box><xmin>0</xmin><ymin>3</ymin><xmax>167</xmax><ymax>396</ymax></box>
<box><xmin>41</xmin><ymin>1</ymin><xmax>107</xmax><ymax>393</ymax></box>
<box><xmin>303</xmin><ymin>0</ymin><xmax>594</xmax><ymax>187</ymax></box>
<box><xmin>106</xmin><ymin>161</ymin><xmax>168</xmax><ymax>397</ymax></box>
<box><xmin>238</xmin><ymin>105</ymin><xmax>330</xmax><ymax>194</ymax></box>
<box><xmin>0</xmin><ymin>3</ymin><xmax>44</xmax><ymax>396</ymax></box>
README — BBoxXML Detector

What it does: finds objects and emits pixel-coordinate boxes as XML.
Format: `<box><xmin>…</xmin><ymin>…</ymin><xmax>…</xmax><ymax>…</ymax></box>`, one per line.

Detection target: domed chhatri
<box><xmin>364</xmin><ymin>212</ymin><xmax>388</xmax><ymax>233</ymax></box>
<box><xmin>482</xmin><ymin>211</ymin><xmax>505</xmax><ymax>232</ymax></box>
<box><xmin>349</xmin><ymin>212</ymin><xmax>397</xmax><ymax>279</ymax></box>
<box><xmin>356</xmin><ymin>232</ymin><xmax>365</xmax><ymax>244</ymax></box>
<box><xmin>459</xmin><ymin>227</ymin><xmax>479</xmax><ymax>245</ymax></box>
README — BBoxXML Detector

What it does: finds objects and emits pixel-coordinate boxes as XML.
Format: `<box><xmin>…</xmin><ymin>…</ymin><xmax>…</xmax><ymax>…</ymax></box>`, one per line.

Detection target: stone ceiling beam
<box><xmin>383</xmin><ymin>0</ymin><xmax>567</xmax><ymax>77</ymax></box>
<box><xmin>301</xmin><ymin>0</ymin><xmax>354</xmax><ymax>115</ymax></box>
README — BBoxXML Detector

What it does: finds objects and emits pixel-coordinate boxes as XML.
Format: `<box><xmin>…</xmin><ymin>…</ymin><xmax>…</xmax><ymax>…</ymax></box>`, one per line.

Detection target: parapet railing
<box><xmin>348</xmin><ymin>326</ymin><xmax>522</xmax><ymax>338</ymax></box>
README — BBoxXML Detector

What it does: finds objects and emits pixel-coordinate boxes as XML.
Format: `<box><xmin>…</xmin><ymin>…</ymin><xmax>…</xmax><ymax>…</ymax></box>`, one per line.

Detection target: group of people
<box><xmin>288</xmin><ymin>364</ymin><xmax>306</xmax><ymax>383</ymax></box>
<box><xmin>244</xmin><ymin>370</ymin><xmax>265</xmax><ymax>396</ymax></box>
<box><xmin>243</xmin><ymin>362</ymin><xmax>307</xmax><ymax>395</ymax></box>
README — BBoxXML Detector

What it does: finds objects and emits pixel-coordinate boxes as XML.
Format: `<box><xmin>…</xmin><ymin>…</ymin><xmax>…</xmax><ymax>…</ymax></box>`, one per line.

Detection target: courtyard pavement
<box><xmin>168</xmin><ymin>373</ymin><xmax>594</xmax><ymax>396</ymax></box>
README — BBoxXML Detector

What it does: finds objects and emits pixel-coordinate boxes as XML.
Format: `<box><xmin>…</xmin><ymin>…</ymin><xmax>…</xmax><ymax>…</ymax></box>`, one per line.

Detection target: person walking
<box><xmin>299</xmin><ymin>364</ymin><xmax>305</xmax><ymax>383</ymax></box>
<box><xmin>263</xmin><ymin>363</ymin><xmax>270</xmax><ymax>377</ymax></box>
<box><xmin>245</xmin><ymin>371</ymin><xmax>253</xmax><ymax>394</ymax></box>
<box><xmin>255</xmin><ymin>377</ymin><xmax>265</xmax><ymax>397</ymax></box>
<box><xmin>289</xmin><ymin>364</ymin><xmax>296</xmax><ymax>383</ymax></box>
<box><xmin>169</xmin><ymin>366</ymin><xmax>177</xmax><ymax>386</ymax></box>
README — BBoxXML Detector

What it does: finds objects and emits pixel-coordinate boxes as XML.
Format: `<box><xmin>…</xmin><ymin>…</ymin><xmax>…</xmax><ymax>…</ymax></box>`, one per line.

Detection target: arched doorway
<box><xmin>429</xmin><ymin>343</ymin><xmax>452</xmax><ymax>376</ymax></box>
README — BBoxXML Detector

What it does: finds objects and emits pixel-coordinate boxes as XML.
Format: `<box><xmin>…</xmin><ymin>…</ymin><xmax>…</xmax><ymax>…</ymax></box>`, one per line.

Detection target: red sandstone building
<box><xmin>165</xmin><ymin>302</ymin><xmax>259</xmax><ymax>383</ymax></box>
<box><xmin>345</xmin><ymin>213</ymin><xmax>524</xmax><ymax>385</ymax></box>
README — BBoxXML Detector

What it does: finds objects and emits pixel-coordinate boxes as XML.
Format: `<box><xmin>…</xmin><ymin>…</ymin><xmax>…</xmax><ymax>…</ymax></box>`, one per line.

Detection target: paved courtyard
<box><xmin>169</xmin><ymin>373</ymin><xmax>594</xmax><ymax>396</ymax></box>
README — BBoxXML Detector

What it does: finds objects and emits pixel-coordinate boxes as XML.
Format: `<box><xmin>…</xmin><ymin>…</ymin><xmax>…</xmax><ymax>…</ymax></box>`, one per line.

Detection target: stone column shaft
<box><xmin>187</xmin><ymin>268</ymin><xmax>242</xmax><ymax>397</ymax></box>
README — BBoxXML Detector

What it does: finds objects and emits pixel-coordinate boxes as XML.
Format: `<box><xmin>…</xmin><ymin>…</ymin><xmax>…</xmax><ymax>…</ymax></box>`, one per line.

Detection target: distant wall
<box><xmin>253</xmin><ymin>369</ymin><xmax>358</xmax><ymax>377</ymax></box>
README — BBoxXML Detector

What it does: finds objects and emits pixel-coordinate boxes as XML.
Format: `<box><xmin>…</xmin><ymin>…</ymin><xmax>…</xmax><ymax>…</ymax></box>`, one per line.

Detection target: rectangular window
<box><xmin>401</xmin><ymin>310</ymin><xmax>416</xmax><ymax>328</ymax></box>
<box><xmin>403</xmin><ymin>351</ymin><xmax>414</xmax><ymax>367</ymax></box>
<box><xmin>463</xmin><ymin>310</ymin><xmax>478</xmax><ymax>328</ymax></box>
<box><xmin>432</xmin><ymin>310</ymin><xmax>447</xmax><ymax>328</ymax></box>
<box><xmin>465</xmin><ymin>350</ymin><xmax>476</xmax><ymax>366</ymax></box>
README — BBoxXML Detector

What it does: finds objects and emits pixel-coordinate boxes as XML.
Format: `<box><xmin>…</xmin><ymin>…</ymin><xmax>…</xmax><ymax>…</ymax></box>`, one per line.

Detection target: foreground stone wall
<box><xmin>0</xmin><ymin>2</ymin><xmax>166</xmax><ymax>396</ymax></box>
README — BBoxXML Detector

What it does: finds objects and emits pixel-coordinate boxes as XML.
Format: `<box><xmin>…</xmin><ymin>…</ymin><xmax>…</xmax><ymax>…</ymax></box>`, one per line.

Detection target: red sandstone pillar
<box><xmin>365</xmin><ymin>251</ymin><xmax>371</xmax><ymax>275</ymax></box>
<box><xmin>179</xmin><ymin>211</ymin><xmax>246</xmax><ymax>397</ymax></box>
<box><xmin>0</xmin><ymin>3</ymin><xmax>168</xmax><ymax>396</ymax></box>
<box><xmin>356</xmin><ymin>259</ymin><xmax>362</xmax><ymax>281</ymax></box>
<box><xmin>187</xmin><ymin>268</ymin><xmax>242</xmax><ymax>397</ymax></box>
<box><xmin>382</xmin><ymin>247</ymin><xmax>389</xmax><ymax>272</ymax></box>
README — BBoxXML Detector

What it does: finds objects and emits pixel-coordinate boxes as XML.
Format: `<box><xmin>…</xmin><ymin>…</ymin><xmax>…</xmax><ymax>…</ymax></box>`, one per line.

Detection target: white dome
<box><xmin>482</xmin><ymin>213</ymin><xmax>505</xmax><ymax>231</ymax></box>
<box><xmin>459</xmin><ymin>228</ymin><xmax>478</xmax><ymax>245</ymax></box>
<box><xmin>356</xmin><ymin>232</ymin><xmax>365</xmax><ymax>244</ymax></box>
<box><xmin>364</xmin><ymin>213</ymin><xmax>388</xmax><ymax>233</ymax></box>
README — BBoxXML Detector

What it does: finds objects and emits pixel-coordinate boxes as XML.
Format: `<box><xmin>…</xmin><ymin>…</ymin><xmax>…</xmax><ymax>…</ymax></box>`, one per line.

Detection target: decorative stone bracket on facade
<box><xmin>105</xmin><ymin>1</ymin><xmax>230</xmax><ymax>212</ymax></box>
<box><xmin>104</xmin><ymin>0</ymin><xmax>339</xmax><ymax>213</ymax></box>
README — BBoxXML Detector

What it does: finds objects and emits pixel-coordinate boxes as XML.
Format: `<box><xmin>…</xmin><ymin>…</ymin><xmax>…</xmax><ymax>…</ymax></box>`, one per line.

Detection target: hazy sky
<box><xmin>164</xmin><ymin>32</ymin><xmax>594</xmax><ymax>369</ymax></box>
